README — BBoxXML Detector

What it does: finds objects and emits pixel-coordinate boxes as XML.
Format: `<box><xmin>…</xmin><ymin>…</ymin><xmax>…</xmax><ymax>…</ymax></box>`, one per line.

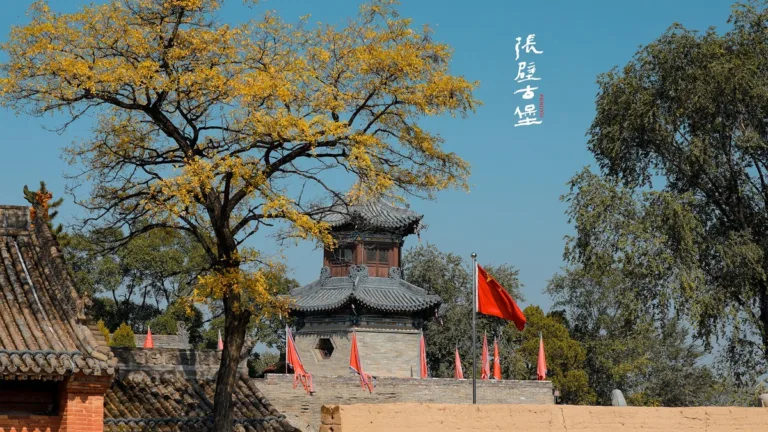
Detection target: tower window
<box><xmin>366</xmin><ymin>246</ymin><xmax>389</xmax><ymax>264</ymax></box>
<box><xmin>315</xmin><ymin>338</ymin><xmax>335</xmax><ymax>359</ymax></box>
<box><xmin>331</xmin><ymin>247</ymin><xmax>354</xmax><ymax>264</ymax></box>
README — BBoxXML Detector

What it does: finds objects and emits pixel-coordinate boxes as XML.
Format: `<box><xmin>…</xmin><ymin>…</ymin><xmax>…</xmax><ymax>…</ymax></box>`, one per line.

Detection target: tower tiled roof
<box><xmin>104</xmin><ymin>371</ymin><xmax>296</xmax><ymax>432</ymax></box>
<box><xmin>0</xmin><ymin>205</ymin><xmax>115</xmax><ymax>378</ymax></box>
<box><xmin>318</xmin><ymin>198</ymin><xmax>423</xmax><ymax>235</ymax></box>
<box><xmin>289</xmin><ymin>265</ymin><xmax>441</xmax><ymax>314</ymax></box>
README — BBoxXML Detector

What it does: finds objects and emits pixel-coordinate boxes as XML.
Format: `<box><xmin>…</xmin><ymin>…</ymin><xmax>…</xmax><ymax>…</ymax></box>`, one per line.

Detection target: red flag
<box><xmin>143</xmin><ymin>326</ymin><xmax>154</xmax><ymax>349</ymax></box>
<box><xmin>419</xmin><ymin>334</ymin><xmax>428</xmax><ymax>379</ymax></box>
<box><xmin>481</xmin><ymin>333</ymin><xmax>490</xmax><ymax>380</ymax></box>
<box><xmin>286</xmin><ymin>327</ymin><xmax>314</xmax><ymax>394</ymax></box>
<box><xmin>493</xmin><ymin>339</ymin><xmax>502</xmax><ymax>380</ymax></box>
<box><xmin>537</xmin><ymin>333</ymin><xmax>547</xmax><ymax>381</ymax></box>
<box><xmin>476</xmin><ymin>264</ymin><xmax>527</xmax><ymax>331</ymax></box>
<box><xmin>349</xmin><ymin>332</ymin><xmax>373</xmax><ymax>393</ymax></box>
<box><xmin>454</xmin><ymin>347</ymin><xmax>464</xmax><ymax>380</ymax></box>
<box><xmin>217</xmin><ymin>330</ymin><xmax>224</xmax><ymax>351</ymax></box>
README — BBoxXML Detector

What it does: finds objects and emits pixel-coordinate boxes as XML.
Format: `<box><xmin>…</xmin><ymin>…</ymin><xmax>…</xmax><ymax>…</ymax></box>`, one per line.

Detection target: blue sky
<box><xmin>0</xmin><ymin>0</ymin><xmax>735</xmax><ymax>311</ymax></box>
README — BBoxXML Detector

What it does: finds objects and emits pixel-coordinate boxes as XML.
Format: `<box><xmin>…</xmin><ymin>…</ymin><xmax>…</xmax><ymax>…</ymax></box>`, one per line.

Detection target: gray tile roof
<box><xmin>318</xmin><ymin>198</ymin><xmax>423</xmax><ymax>234</ymax></box>
<box><xmin>104</xmin><ymin>371</ymin><xmax>296</xmax><ymax>432</ymax></box>
<box><xmin>0</xmin><ymin>205</ymin><xmax>115</xmax><ymax>378</ymax></box>
<box><xmin>289</xmin><ymin>265</ymin><xmax>441</xmax><ymax>313</ymax></box>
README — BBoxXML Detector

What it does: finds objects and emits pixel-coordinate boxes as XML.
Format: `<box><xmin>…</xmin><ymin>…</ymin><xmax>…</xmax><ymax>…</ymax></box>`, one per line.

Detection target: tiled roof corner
<box><xmin>0</xmin><ymin>205</ymin><xmax>115</xmax><ymax>378</ymax></box>
<box><xmin>318</xmin><ymin>197</ymin><xmax>424</xmax><ymax>235</ymax></box>
<box><xmin>289</xmin><ymin>265</ymin><xmax>442</xmax><ymax>314</ymax></box>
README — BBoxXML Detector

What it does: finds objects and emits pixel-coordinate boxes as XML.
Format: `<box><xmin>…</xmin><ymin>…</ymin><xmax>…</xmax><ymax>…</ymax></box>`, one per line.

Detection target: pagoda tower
<box><xmin>289</xmin><ymin>198</ymin><xmax>442</xmax><ymax>378</ymax></box>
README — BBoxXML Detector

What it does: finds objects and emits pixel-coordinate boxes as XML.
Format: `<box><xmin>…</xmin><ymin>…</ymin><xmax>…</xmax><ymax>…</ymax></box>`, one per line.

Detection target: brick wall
<box><xmin>59</xmin><ymin>375</ymin><xmax>112</xmax><ymax>432</ymax></box>
<box><xmin>294</xmin><ymin>329</ymin><xmax>420</xmax><ymax>378</ymax></box>
<box><xmin>320</xmin><ymin>403</ymin><xmax>768</xmax><ymax>432</ymax></box>
<box><xmin>259</xmin><ymin>374</ymin><xmax>553</xmax><ymax>431</ymax></box>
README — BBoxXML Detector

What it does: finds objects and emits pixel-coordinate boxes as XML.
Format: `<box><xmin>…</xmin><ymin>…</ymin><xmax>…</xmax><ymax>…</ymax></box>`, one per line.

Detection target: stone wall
<box><xmin>133</xmin><ymin>334</ymin><xmax>191</xmax><ymax>349</ymax></box>
<box><xmin>259</xmin><ymin>374</ymin><xmax>553</xmax><ymax>431</ymax></box>
<box><xmin>294</xmin><ymin>329</ymin><xmax>420</xmax><ymax>378</ymax></box>
<box><xmin>111</xmin><ymin>347</ymin><xmax>246</xmax><ymax>379</ymax></box>
<box><xmin>319</xmin><ymin>403</ymin><xmax>768</xmax><ymax>432</ymax></box>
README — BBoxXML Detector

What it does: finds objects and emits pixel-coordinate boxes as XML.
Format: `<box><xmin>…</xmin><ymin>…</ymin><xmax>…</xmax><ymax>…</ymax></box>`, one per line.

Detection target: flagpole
<box><xmin>471</xmin><ymin>252</ymin><xmax>477</xmax><ymax>405</ymax></box>
<box><xmin>285</xmin><ymin>326</ymin><xmax>289</xmax><ymax>375</ymax></box>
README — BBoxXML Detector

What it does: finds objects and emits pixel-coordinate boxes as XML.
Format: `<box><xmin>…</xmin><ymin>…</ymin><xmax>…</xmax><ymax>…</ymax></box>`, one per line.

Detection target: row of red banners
<box><xmin>454</xmin><ymin>333</ymin><xmax>547</xmax><ymax>381</ymax></box>
<box><xmin>141</xmin><ymin>327</ymin><xmax>225</xmax><ymax>350</ymax></box>
<box><xmin>283</xmin><ymin>263</ymin><xmax>547</xmax><ymax>394</ymax></box>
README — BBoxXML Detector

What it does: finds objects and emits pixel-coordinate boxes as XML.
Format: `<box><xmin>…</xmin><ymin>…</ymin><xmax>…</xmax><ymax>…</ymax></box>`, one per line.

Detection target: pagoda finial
<box><xmin>23</xmin><ymin>182</ymin><xmax>55</xmax><ymax>225</ymax></box>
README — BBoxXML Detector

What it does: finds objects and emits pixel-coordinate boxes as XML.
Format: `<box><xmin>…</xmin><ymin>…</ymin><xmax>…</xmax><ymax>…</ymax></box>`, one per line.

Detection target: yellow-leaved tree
<box><xmin>0</xmin><ymin>0</ymin><xmax>478</xmax><ymax>428</ymax></box>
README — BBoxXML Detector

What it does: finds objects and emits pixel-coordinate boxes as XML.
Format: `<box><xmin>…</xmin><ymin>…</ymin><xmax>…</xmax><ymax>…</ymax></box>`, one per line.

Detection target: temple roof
<box><xmin>0</xmin><ymin>205</ymin><xmax>115</xmax><ymax>378</ymax></box>
<box><xmin>289</xmin><ymin>265</ymin><xmax>441</xmax><ymax>314</ymax></box>
<box><xmin>318</xmin><ymin>198</ymin><xmax>423</xmax><ymax>235</ymax></box>
<box><xmin>104</xmin><ymin>371</ymin><xmax>296</xmax><ymax>432</ymax></box>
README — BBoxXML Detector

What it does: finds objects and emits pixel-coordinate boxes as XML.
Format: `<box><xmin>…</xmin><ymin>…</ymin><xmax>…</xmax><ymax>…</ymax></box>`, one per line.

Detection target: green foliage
<box><xmin>63</xmin><ymin>226</ymin><xmax>207</xmax><ymax>299</ymax></box>
<box><xmin>147</xmin><ymin>300</ymin><xmax>205</xmax><ymax>346</ymax></box>
<box><xmin>88</xmin><ymin>297</ymin><xmax>162</xmax><ymax>332</ymax></box>
<box><xmin>548</xmin><ymin>171</ymin><xmax>725</xmax><ymax>405</ymax></box>
<box><xmin>581</xmin><ymin>0</ymin><xmax>768</xmax><ymax>389</ymax></box>
<box><xmin>96</xmin><ymin>319</ymin><xmax>110</xmax><ymax>346</ymax></box>
<box><xmin>248</xmin><ymin>351</ymin><xmax>281</xmax><ymax>378</ymax></box>
<box><xmin>517</xmin><ymin>306</ymin><xmax>596</xmax><ymax>405</ymax></box>
<box><xmin>64</xmin><ymin>226</ymin><xmax>207</xmax><ymax>334</ymax></box>
<box><xmin>110</xmin><ymin>322</ymin><xmax>136</xmax><ymax>348</ymax></box>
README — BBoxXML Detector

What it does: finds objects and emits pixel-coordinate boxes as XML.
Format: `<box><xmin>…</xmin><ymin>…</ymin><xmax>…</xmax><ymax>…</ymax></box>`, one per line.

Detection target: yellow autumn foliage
<box><xmin>0</xmin><ymin>0</ymin><xmax>478</xmax><ymax>312</ymax></box>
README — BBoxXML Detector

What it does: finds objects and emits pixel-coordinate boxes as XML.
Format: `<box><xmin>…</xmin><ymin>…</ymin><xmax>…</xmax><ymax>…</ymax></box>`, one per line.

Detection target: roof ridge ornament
<box><xmin>319</xmin><ymin>267</ymin><xmax>331</xmax><ymax>285</ymax></box>
<box><xmin>388</xmin><ymin>267</ymin><xmax>402</xmax><ymax>280</ymax></box>
<box><xmin>349</xmin><ymin>265</ymin><xmax>369</xmax><ymax>284</ymax></box>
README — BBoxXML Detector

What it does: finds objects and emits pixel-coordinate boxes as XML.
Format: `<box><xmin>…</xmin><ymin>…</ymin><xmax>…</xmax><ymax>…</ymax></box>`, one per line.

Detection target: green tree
<box><xmin>548</xmin><ymin>171</ymin><xmax>724</xmax><ymax>405</ymax></box>
<box><xmin>517</xmin><ymin>306</ymin><xmax>596</xmax><ymax>405</ymax></box>
<box><xmin>147</xmin><ymin>299</ymin><xmax>205</xmax><ymax>346</ymax></box>
<box><xmin>580</xmin><ymin>0</ymin><xmax>768</xmax><ymax>386</ymax></box>
<box><xmin>64</xmin><ymin>226</ymin><xmax>208</xmax><ymax>331</ymax></box>
<box><xmin>110</xmin><ymin>322</ymin><xmax>137</xmax><ymax>348</ymax></box>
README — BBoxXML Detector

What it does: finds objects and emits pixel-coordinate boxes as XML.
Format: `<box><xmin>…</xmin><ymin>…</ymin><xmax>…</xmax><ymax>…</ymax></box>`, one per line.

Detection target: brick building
<box><xmin>0</xmin><ymin>201</ymin><xmax>296</xmax><ymax>432</ymax></box>
<box><xmin>0</xmin><ymin>204</ymin><xmax>116</xmax><ymax>432</ymax></box>
<box><xmin>289</xmin><ymin>198</ymin><xmax>442</xmax><ymax>378</ymax></box>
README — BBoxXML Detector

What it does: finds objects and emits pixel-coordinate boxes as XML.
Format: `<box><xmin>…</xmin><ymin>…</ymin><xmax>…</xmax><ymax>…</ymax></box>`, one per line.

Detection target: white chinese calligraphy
<box><xmin>514</xmin><ymin>105</ymin><xmax>542</xmax><ymax>127</ymax></box>
<box><xmin>514</xmin><ymin>34</ymin><xmax>543</xmax><ymax>127</ymax></box>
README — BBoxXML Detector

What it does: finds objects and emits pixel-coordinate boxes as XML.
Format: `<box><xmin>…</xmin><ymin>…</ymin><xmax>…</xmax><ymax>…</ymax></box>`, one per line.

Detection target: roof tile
<box><xmin>318</xmin><ymin>198</ymin><xmax>423</xmax><ymax>234</ymax></box>
<box><xmin>104</xmin><ymin>371</ymin><xmax>297</xmax><ymax>432</ymax></box>
<box><xmin>0</xmin><ymin>205</ymin><xmax>114</xmax><ymax>378</ymax></box>
<box><xmin>290</xmin><ymin>265</ymin><xmax>441</xmax><ymax>313</ymax></box>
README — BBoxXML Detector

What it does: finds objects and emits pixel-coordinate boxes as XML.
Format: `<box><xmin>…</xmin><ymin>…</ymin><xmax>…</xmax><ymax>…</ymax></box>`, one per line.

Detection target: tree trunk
<box><xmin>760</xmin><ymin>281</ymin><xmax>768</xmax><ymax>364</ymax></box>
<box><xmin>213</xmin><ymin>290</ymin><xmax>251</xmax><ymax>432</ymax></box>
